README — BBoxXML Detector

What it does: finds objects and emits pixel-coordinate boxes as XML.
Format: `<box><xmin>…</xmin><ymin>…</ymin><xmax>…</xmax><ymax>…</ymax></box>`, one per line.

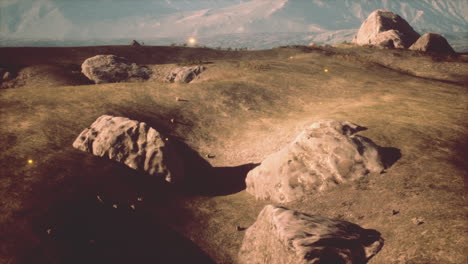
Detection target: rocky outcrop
<box><xmin>164</xmin><ymin>65</ymin><xmax>206</xmax><ymax>83</ymax></box>
<box><xmin>81</xmin><ymin>55</ymin><xmax>152</xmax><ymax>84</ymax></box>
<box><xmin>245</xmin><ymin>120</ymin><xmax>384</xmax><ymax>203</ymax></box>
<box><xmin>409</xmin><ymin>33</ymin><xmax>456</xmax><ymax>55</ymax></box>
<box><xmin>238</xmin><ymin>205</ymin><xmax>384</xmax><ymax>264</ymax></box>
<box><xmin>73</xmin><ymin>115</ymin><xmax>184</xmax><ymax>183</ymax></box>
<box><xmin>353</xmin><ymin>9</ymin><xmax>420</xmax><ymax>48</ymax></box>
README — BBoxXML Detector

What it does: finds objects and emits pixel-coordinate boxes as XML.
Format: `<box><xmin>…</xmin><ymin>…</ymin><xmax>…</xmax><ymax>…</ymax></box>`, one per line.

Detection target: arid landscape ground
<box><xmin>0</xmin><ymin>44</ymin><xmax>467</xmax><ymax>263</ymax></box>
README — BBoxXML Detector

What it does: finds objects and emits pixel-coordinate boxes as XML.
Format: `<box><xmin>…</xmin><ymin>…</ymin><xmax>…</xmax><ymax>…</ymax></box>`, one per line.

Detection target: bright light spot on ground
<box><xmin>27</xmin><ymin>159</ymin><xmax>33</xmax><ymax>164</ymax></box>
<box><xmin>289</xmin><ymin>56</ymin><xmax>294</xmax><ymax>59</ymax></box>
<box><xmin>165</xmin><ymin>138</ymin><xmax>169</xmax><ymax>141</ymax></box>
<box><xmin>188</xmin><ymin>37</ymin><xmax>197</xmax><ymax>45</ymax></box>
<box><xmin>324</xmin><ymin>68</ymin><xmax>329</xmax><ymax>73</ymax></box>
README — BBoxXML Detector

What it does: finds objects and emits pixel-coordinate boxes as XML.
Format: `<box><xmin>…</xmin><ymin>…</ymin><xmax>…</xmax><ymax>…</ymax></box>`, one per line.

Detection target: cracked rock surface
<box><xmin>238</xmin><ymin>205</ymin><xmax>384</xmax><ymax>264</ymax></box>
<box><xmin>72</xmin><ymin>115</ymin><xmax>184</xmax><ymax>183</ymax></box>
<box><xmin>246</xmin><ymin>120</ymin><xmax>384</xmax><ymax>203</ymax></box>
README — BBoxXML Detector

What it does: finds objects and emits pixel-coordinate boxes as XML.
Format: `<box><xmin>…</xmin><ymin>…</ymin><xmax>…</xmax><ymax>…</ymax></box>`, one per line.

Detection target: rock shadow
<box><xmin>170</xmin><ymin>139</ymin><xmax>259</xmax><ymax>196</ymax></box>
<box><xmin>378</xmin><ymin>147</ymin><xmax>402</xmax><ymax>170</ymax></box>
<box><xmin>15</xmin><ymin>152</ymin><xmax>215</xmax><ymax>264</ymax></box>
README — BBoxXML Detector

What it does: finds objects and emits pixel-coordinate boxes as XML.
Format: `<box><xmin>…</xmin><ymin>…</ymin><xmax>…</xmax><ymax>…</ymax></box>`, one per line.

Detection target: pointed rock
<box><xmin>353</xmin><ymin>9</ymin><xmax>420</xmax><ymax>48</ymax></box>
<box><xmin>409</xmin><ymin>33</ymin><xmax>456</xmax><ymax>55</ymax></box>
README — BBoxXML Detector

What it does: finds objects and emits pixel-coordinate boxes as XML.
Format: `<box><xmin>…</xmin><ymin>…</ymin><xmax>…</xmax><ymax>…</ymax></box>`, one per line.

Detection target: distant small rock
<box><xmin>131</xmin><ymin>40</ymin><xmax>141</xmax><ymax>46</ymax></box>
<box><xmin>2</xmin><ymin>71</ymin><xmax>12</xmax><ymax>81</ymax></box>
<box><xmin>245</xmin><ymin>120</ymin><xmax>385</xmax><ymax>203</ymax></box>
<box><xmin>73</xmin><ymin>115</ymin><xmax>184</xmax><ymax>183</ymax></box>
<box><xmin>353</xmin><ymin>9</ymin><xmax>420</xmax><ymax>48</ymax></box>
<box><xmin>81</xmin><ymin>55</ymin><xmax>152</xmax><ymax>84</ymax></box>
<box><xmin>238</xmin><ymin>205</ymin><xmax>384</xmax><ymax>264</ymax></box>
<box><xmin>164</xmin><ymin>65</ymin><xmax>206</xmax><ymax>83</ymax></box>
<box><xmin>409</xmin><ymin>33</ymin><xmax>456</xmax><ymax>55</ymax></box>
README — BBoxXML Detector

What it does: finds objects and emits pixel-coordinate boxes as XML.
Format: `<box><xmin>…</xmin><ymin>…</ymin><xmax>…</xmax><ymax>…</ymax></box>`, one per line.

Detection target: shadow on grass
<box><xmin>170</xmin><ymin>139</ymin><xmax>259</xmax><ymax>196</ymax></box>
<box><xmin>379</xmin><ymin>147</ymin><xmax>402</xmax><ymax>170</ymax></box>
<box><xmin>11</xmin><ymin>152</ymin><xmax>215</xmax><ymax>264</ymax></box>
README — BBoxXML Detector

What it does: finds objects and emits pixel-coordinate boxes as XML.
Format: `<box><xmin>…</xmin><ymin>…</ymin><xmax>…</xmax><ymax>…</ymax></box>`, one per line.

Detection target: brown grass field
<box><xmin>0</xmin><ymin>45</ymin><xmax>467</xmax><ymax>264</ymax></box>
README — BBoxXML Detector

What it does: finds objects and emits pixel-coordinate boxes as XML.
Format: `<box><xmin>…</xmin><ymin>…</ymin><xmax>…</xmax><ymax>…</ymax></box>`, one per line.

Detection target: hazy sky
<box><xmin>1</xmin><ymin>0</ymin><xmax>466</xmax><ymax>41</ymax></box>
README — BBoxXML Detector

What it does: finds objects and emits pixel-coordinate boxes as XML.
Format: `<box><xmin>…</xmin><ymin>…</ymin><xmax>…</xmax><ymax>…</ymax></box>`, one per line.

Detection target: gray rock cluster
<box><xmin>73</xmin><ymin>115</ymin><xmax>389</xmax><ymax>263</ymax></box>
<box><xmin>73</xmin><ymin>115</ymin><xmax>184</xmax><ymax>183</ymax></box>
<box><xmin>238</xmin><ymin>205</ymin><xmax>384</xmax><ymax>264</ymax></box>
<box><xmin>353</xmin><ymin>9</ymin><xmax>455</xmax><ymax>54</ymax></box>
<box><xmin>164</xmin><ymin>65</ymin><xmax>206</xmax><ymax>83</ymax></box>
<box><xmin>81</xmin><ymin>55</ymin><xmax>152</xmax><ymax>84</ymax></box>
<box><xmin>246</xmin><ymin>120</ymin><xmax>384</xmax><ymax>203</ymax></box>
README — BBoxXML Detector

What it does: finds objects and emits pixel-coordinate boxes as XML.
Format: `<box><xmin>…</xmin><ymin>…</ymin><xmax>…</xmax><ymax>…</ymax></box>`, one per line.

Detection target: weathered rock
<box><xmin>353</xmin><ymin>9</ymin><xmax>420</xmax><ymax>48</ymax></box>
<box><xmin>164</xmin><ymin>65</ymin><xmax>206</xmax><ymax>83</ymax></box>
<box><xmin>409</xmin><ymin>33</ymin><xmax>456</xmax><ymax>55</ymax></box>
<box><xmin>238</xmin><ymin>205</ymin><xmax>384</xmax><ymax>264</ymax></box>
<box><xmin>81</xmin><ymin>55</ymin><xmax>152</xmax><ymax>84</ymax></box>
<box><xmin>3</xmin><ymin>71</ymin><xmax>12</xmax><ymax>81</ymax></box>
<box><xmin>131</xmin><ymin>40</ymin><xmax>141</xmax><ymax>46</ymax></box>
<box><xmin>72</xmin><ymin>115</ymin><xmax>184</xmax><ymax>183</ymax></box>
<box><xmin>246</xmin><ymin>120</ymin><xmax>384</xmax><ymax>203</ymax></box>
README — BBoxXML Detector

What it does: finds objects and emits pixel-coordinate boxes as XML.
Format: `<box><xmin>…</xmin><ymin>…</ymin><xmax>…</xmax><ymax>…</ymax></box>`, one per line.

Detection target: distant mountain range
<box><xmin>1</xmin><ymin>0</ymin><xmax>467</xmax><ymax>51</ymax></box>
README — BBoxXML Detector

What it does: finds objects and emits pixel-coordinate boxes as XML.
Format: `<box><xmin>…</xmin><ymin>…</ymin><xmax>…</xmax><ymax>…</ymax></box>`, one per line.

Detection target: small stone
<box><xmin>130</xmin><ymin>204</ymin><xmax>136</xmax><ymax>210</ymax></box>
<box><xmin>137</xmin><ymin>197</ymin><xmax>143</xmax><ymax>202</ymax></box>
<box><xmin>46</xmin><ymin>228</ymin><xmax>52</xmax><ymax>235</ymax></box>
<box><xmin>112</xmin><ymin>204</ymin><xmax>118</xmax><ymax>209</ymax></box>
<box><xmin>412</xmin><ymin>217</ymin><xmax>424</xmax><ymax>225</ymax></box>
<box><xmin>392</xmin><ymin>210</ymin><xmax>399</xmax><ymax>215</ymax></box>
<box><xmin>237</xmin><ymin>226</ymin><xmax>247</xmax><ymax>231</ymax></box>
<box><xmin>206</xmin><ymin>154</ymin><xmax>216</xmax><ymax>159</ymax></box>
<box><xmin>96</xmin><ymin>195</ymin><xmax>104</xmax><ymax>203</ymax></box>
<box><xmin>170</xmin><ymin>118</ymin><xmax>175</xmax><ymax>123</ymax></box>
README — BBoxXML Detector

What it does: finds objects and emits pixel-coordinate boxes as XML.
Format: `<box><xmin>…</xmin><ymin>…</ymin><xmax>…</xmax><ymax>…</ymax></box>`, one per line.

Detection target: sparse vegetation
<box><xmin>0</xmin><ymin>45</ymin><xmax>467</xmax><ymax>264</ymax></box>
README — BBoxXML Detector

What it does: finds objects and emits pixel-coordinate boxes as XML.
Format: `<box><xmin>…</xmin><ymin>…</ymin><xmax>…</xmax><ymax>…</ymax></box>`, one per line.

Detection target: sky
<box><xmin>0</xmin><ymin>0</ymin><xmax>466</xmax><ymax>48</ymax></box>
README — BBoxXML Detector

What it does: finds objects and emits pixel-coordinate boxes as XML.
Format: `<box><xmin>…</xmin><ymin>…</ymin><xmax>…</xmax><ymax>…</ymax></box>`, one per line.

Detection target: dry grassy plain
<box><xmin>0</xmin><ymin>45</ymin><xmax>467</xmax><ymax>264</ymax></box>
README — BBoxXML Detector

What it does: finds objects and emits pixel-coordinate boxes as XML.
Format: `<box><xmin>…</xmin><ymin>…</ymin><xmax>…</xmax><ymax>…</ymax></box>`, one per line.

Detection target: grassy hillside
<box><xmin>0</xmin><ymin>45</ymin><xmax>467</xmax><ymax>264</ymax></box>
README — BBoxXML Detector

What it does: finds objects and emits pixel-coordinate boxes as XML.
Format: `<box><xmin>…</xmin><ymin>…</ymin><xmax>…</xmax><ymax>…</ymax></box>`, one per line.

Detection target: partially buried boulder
<box><xmin>238</xmin><ymin>205</ymin><xmax>384</xmax><ymax>264</ymax></box>
<box><xmin>245</xmin><ymin>120</ymin><xmax>385</xmax><ymax>203</ymax></box>
<box><xmin>164</xmin><ymin>65</ymin><xmax>206</xmax><ymax>83</ymax></box>
<box><xmin>73</xmin><ymin>115</ymin><xmax>184</xmax><ymax>183</ymax></box>
<box><xmin>409</xmin><ymin>33</ymin><xmax>456</xmax><ymax>55</ymax></box>
<box><xmin>353</xmin><ymin>9</ymin><xmax>420</xmax><ymax>48</ymax></box>
<box><xmin>81</xmin><ymin>55</ymin><xmax>152</xmax><ymax>84</ymax></box>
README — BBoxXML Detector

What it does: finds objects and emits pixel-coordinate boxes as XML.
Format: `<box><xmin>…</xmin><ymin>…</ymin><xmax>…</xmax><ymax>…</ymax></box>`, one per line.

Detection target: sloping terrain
<box><xmin>0</xmin><ymin>46</ymin><xmax>467</xmax><ymax>264</ymax></box>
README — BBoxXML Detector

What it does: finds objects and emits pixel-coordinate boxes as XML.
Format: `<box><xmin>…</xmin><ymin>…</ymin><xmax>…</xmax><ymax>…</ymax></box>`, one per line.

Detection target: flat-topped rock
<box><xmin>238</xmin><ymin>205</ymin><xmax>384</xmax><ymax>264</ymax></box>
<box><xmin>81</xmin><ymin>55</ymin><xmax>152</xmax><ymax>84</ymax></box>
<box><xmin>164</xmin><ymin>65</ymin><xmax>206</xmax><ymax>83</ymax></box>
<box><xmin>246</xmin><ymin>120</ymin><xmax>385</xmax><ymax>203</ymax></box>
<box><xmin>73</xmin><ymin>115</ymin><xmax>184</xmax><ymax>183</ymax></box>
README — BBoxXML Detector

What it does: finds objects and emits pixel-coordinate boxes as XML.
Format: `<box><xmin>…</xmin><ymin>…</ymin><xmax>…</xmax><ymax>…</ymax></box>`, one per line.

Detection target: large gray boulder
<box><xmin>353</xmin><ymin>9</ymin><xmax>420</xmax><ymax>48</ymax></box>
<box><xmin>81</xmin><ymin>55</ymin><xmax>152</xmax><ymax>84</ymax></box>
<box><xmin>164</xmin><ymin>65</ymin><xmax>206</xmax><ymax>83</ymax></box>
<box><xmin>409</xmin><ymin>33</ymin><xmax>456</xmax><ymax>55</ymax></box>
<box><xmin>73</xmin><ymin>115</ymin><xmax>184</xmax><ymax>183</ymax></box>
<box><xmin>246</xmin><ymin>120</ymin><xmax>384</xmax><ymax>203</ymax></box>
<box><xmin>238</xmin><ymin>205</ymin><xmax>384</xmax><ymax>264</ymax></box>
